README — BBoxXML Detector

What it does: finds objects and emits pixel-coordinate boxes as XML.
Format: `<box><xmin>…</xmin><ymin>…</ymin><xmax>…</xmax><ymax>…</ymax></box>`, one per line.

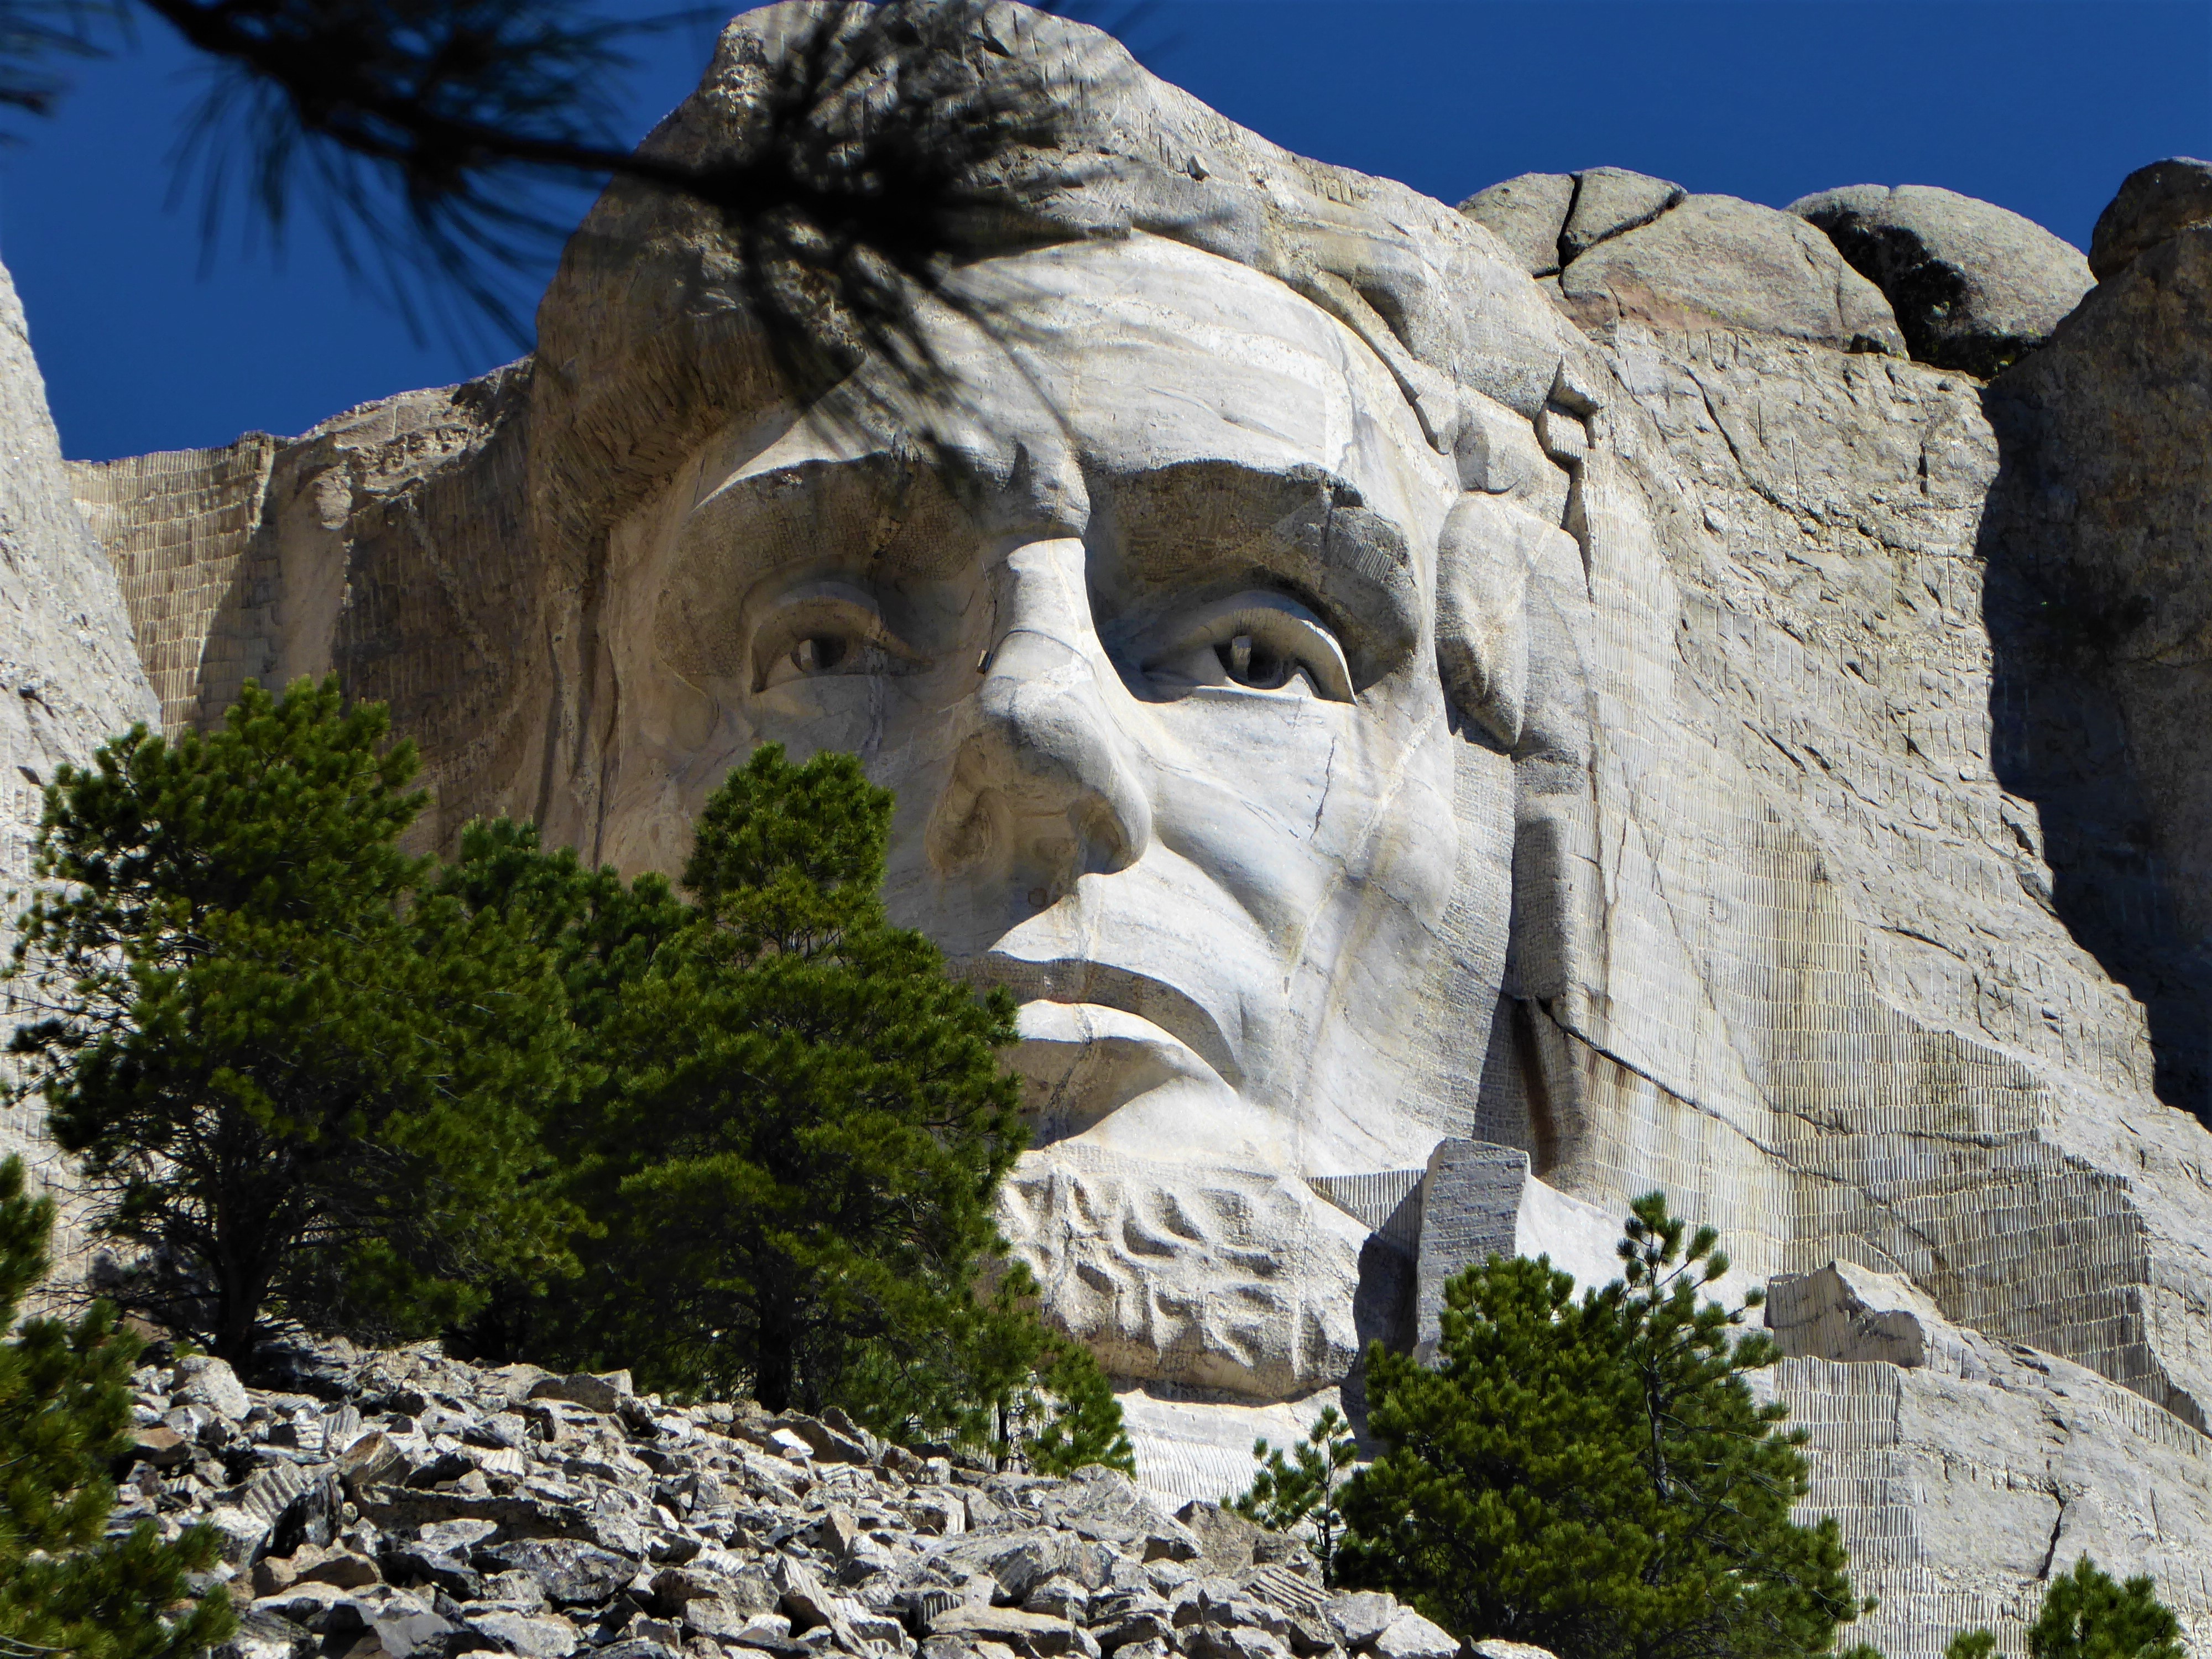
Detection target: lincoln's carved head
<box><xmin>521</xmin><ymin>0</ymin><xmax>1600</xmax><ymax>1401</ymax></box>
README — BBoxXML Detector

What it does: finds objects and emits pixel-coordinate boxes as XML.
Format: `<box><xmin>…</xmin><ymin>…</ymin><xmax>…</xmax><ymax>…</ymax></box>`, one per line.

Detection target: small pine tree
<box><xmin>0</xmin><ymin>1155</ymin><xmax>234</xmax><ymax>1659</ymax></box>
<box><xmin>1943</xmin><ymin>1557</ymin><xmax>2184</xmax><ymax>1659</ymax></box>
<box><xmin>1234</xmin><ymin>1405</ymin><xmax>1359</xmax><ymax>1584</ymax></box>
<box><xmin>832</xmin><ymin>1258</ymin><xmax>1134</xmax><ymax>1474</ymax></box>
<box><xmin>8</xmin><ymin>677</ymin><xmax>579</xmax><ymax>1361</ymax></box>
<box><xmin>1337</xmin><ymin>1192</ymin><xmax>1866</xmax><ymax>1659</ymax></box>
<box><xmin>1026</xmin><ymin>1334</ymin><xmax>1138</xmax><ymax>1477</ymax></box>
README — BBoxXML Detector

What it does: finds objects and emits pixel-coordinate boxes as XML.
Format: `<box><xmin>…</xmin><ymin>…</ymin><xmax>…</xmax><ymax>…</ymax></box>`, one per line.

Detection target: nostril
<box><xmin>1075</xmin><ymin>801</ymin><xmax>1136</xmax><ymax>875</ymax></box>
<box><xmin>925</xmin><ymin>766</ymin><xmax>1005</xmax><ymax>878</ymax></box>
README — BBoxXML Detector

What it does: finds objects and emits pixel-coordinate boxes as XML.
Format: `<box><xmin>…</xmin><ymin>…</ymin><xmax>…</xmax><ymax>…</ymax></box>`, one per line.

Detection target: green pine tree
<box><xmin>443</xmin><ymin>744</ymin><xmax>1130</xmax><ymax>1467</ymax></box>
<box><xmin>1943</xmin><ymin>1557</ymin><xmax>2184</xmax><ymax>1659</ymax></box>
<box><xmin>1337</xmin><ymin>1192</ymin><xmax>1867</xmax><ymax>1659</ymax></box>
<box><xmin>1025</xmin><ymin>1332</ymin><xmax>1138</xmax><ymax>1477</ymax></box>
<box><xmin>8</xmin><ymin>677</ymin><xmax>580</xmax><ymax>1362</ymax></box>
<box><xmin>0</xmin><ymin>1155</ymin><xmax>234</xmax><ymax>1659</ymax></box>
<box><xmin>611</xmin><ymin>743</ymin><xmax>1023</xmax><ymax>1412</ymax></box>
<box><xmin>1234</xmin><ymin>1405</ymin><xmax>1359</xmax><ymax>1585</ymax></box>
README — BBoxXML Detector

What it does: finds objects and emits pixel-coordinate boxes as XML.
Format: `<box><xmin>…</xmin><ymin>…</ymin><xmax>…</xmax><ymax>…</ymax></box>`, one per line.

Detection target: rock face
<box><xmin>2087</xmin><ymin>155</ymin><xmax>2212</xmax><ymax>280</ymax></box>
<box><xmin>1976</xmin><ymin>220</ymin><xmax>2212</xmax><ymax>1124</ymax></box>
<box><xmin>129</xmin><ymin>1334</ymin><xmax>1470</xmax><ymax>1659</ymax></box>
<box><xmin>1454</xmin><ymin>173</ymin><xmax>1573</xmax><ymax>276</ymax></box>
<box><xmin>1460</xmin><ymin>167</ymin><xmax>1906</xmax><ymax>353</ymax></box>
<box><xmin>66</xmin><ymin>369</ymin><xmax>535</xmax><ymax>843</ymax></box>
<box><xmin>1790</xmin><ymin>182</ymin><xmax>2094</xmax><ymax>375</ymax></box>
<box><xmin>27</xmin><ymin>4</ymin><xmax>2212</xmax><ymax>1654</ymax></box>
<box><xmin>1557</xmin><ymin>166</ymin><xmax>1684</xmax><ymax>263</ymax></box>
<box><xmin>0</xmin><ymin>254</ymin><xmax>160</xmax><ymax>1298</ymax></box>
<box><xmin>1558</xmin><ymin>193</ymin><xmax>1906</xmax><ymax>353</ymax></box>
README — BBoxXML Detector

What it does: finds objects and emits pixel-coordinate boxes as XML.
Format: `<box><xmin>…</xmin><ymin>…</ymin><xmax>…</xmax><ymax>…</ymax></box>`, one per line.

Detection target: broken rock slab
<box><xmin>1766</xmin><ymin>1259</ymin><xmax>2002</xmax><ymax>1379</ymax></box>
<box><xmin>1791</xmin><ymin>182</ymin><xmax>2092</xmax><ymax>375</ymax></box>
<box><xmin>1561</xmin><ymin>166</ymin><xmax>1686</xmax><ymax>261</ymax></box>
<box><xmin>2088</xmin><ymin>155</ymin><xmax>2212</xmax><ymax>280</ymax></box>
<box><xmin>1457</xmin><ymin>171</ymin><xmax>1575</xmax><ymax>275</ymax></box>
<box><xmin>173</xmin><ymin>1354</ymin><xmax>252</xmax><ymax>1420</ymax></box>
<box><xmin>1411</xmin><ymin>1139</ymin><xmax>1622</xmax><ymax>1361</ymax></box>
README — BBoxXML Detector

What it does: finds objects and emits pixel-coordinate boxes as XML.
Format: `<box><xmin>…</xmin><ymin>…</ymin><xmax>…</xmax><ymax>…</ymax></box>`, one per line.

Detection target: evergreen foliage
<box><xmin>446</xmin><ymin>744</ymin><xmax>1129</xmax><ymax>1469</ymax></box>
<box><xmin>1943</xmin><ymin>1557</ymin><xmax>2183</xmax><ymax>1659</ymax></box>
<box><xmin>8</xmin><ymin>676</ymin><xmax>578</xmax><ymax>1361</ymax></box>
<box><xmin>0</xmin><ymin>1155</ymin><xmax>234</xmax><ymax>1659</ymax></box>
<box><xmin>1233</xmin><ymin>1405</ymin><xmax>1358</xmax><ymax>1585</ymax></box>
<box><xmin>1336</xmin><ymin>1193</ymin><xmax>1866</xmax><ymax>1659</ymax></box>
<box><xmin>1024</xmin><ymin>1333</ymin><xmax>1138</xmax><ymax>1477</ymax></box>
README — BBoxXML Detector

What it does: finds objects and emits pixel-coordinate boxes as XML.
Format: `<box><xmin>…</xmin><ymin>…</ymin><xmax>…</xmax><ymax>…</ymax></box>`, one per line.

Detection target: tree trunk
<box><xmin>755</xmin><ymin>1310</ymin><xmax>795</xmax><ymax>1413</ymax></box>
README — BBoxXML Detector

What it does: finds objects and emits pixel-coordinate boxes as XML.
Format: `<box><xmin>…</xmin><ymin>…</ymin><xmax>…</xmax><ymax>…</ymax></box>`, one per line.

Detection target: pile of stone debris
<box><xmin>114</xmin><ymin>1340</ymin><xmax>1518</xmax><ymax>1659</ymax></box>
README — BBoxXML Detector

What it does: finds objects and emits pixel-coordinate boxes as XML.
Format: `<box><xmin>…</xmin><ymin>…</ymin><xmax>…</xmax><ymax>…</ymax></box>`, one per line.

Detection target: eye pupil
<box><xmin>792</xmin><ymin>636</ymin><xmax>847</xmax><ymax>674</ymax></box>
<box><xmin>1218</xmin><ymin>634</ymin><xmax>1291</xmax><ymax>690</ymax></box>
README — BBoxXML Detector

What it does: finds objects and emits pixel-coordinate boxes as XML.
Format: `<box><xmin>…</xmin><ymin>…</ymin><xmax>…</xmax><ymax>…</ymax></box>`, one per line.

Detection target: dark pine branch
<box><xmin>120</xmin><ymin>0</ymin><xmax>1153</xmax><ymax>433</ymax></box>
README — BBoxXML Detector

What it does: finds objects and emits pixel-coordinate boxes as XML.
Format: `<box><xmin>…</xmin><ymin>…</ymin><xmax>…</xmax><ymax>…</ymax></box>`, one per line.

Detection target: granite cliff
<box><xmin>4</xmin><ymin>8</ymin><xmax>2211</xmax><ymax>1655</ymax></box>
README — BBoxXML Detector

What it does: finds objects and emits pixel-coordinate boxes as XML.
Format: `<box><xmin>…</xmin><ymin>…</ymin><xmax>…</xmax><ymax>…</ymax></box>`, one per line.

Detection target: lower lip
<box><xmin>1009</xmin><ymin>1000</ymin><xmax>1235</xmax><ymax>1143</ymax></box>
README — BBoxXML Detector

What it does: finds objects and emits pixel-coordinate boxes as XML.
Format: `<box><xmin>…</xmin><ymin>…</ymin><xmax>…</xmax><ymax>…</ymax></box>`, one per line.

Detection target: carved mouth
<box><xmin>959</xmin><ymin>952</ymin><xmax>1244</xmax><ymax>1089</ymax></box>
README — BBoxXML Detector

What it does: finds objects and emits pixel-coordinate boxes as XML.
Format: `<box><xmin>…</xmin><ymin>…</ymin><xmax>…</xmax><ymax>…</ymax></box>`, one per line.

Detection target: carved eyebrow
<box><xmin>679</xmin><ymin>451</ymin><xmax>980</xmax><ymax>584</ymax></box>
<box><xmin>1086</xmin><ymin>458</ymin><xmax>1422</xmax><ymax>684</ymax></box>
<box><xmin>655</xmin><ymin>452</ymin><xmax>980</xmax><ymax>680</ymax></box>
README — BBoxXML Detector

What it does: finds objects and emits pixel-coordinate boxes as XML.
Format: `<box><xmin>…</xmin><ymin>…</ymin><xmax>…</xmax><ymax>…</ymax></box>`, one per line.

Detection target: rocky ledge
<box><xmin>115</xmin><ymin>1340</ymin><xmax>1473</xmax><ymax>1659</ymax></box>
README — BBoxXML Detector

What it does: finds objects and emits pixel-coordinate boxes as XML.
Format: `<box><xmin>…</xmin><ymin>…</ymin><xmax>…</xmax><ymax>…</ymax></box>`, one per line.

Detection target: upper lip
<box><xmin>959</xmin><ymin>952</ymin><xmax>1244</xmax><ymax>1088</ymax></box>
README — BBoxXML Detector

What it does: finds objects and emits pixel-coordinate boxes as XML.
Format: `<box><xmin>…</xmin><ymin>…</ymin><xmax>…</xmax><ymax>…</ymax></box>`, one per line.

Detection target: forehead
<box><xmin>681</xmin><ymin>234</ymin><xmax>1455</xmax><ymax>560</ymax></box>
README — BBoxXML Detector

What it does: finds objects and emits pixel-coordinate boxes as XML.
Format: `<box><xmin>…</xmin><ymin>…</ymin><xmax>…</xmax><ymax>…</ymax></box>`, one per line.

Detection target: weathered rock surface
<box><xmin>1558</xmin><ymin>193</ymin><xmax>1906</xmax><ymax>352</ymax></box>
<box><xmin>1977</xmin><ymin>222</ymin><xmax>2212</xmax><ymax>1124</ymax></box>
<box><xmin>2087</xmin><ymin>155</ymin><xmax>2212</xmax><ymax>280</ymax></box>
<box><xmin>1454</xmin><ymin>173</ymin><xmax>1573</xmax><ymax>276</ymax></box>
<box><xmin>1460</xmin><ymin>169</ymin><xmax>1903</xmax><ymax>353</ymax></box>
<box><xmin>0</xmin><ymin>252</ymin><xmax>160</xmax><ymax>1300</ymax></box>
<box><xmin>128</xmin><ymin>1335</ymin><xmax>1479</xmax><ymax>1659</ymax></box>
<box><xmin>1458</xmin><ymin>168</ymin><xmax>1687</xmax><ymax>276</ymax></box>
<box><xmin>25</xmin><ymin>7</ymin><xmax>2212</xmax><ymax>1656</ymax></box>
<box><xmin>1558</xmin><ymin>166</ymin><xmax>1685</xmax><ymax>263</ymax></box>
<box><xmin>1790</xmin><ymin>182</ymin><xmax>2093</xmax><ymax>375</ymax></box>
<box><xmin>66</xmin><ymin>367</ymin><xmax>536</xmax><ymax>847</ymax></box>
<box><xmin>1773</xmin><ymin>1254</ymin><xmax>2212</xmax><ymax>1650</ymax></box>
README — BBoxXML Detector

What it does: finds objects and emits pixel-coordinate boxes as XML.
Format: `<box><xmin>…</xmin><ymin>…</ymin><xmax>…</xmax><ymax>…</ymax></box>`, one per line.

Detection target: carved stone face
<box><xmin>593</xmin><ymin>233</ymin><xmax>1516</xmax><ymax>1182</ymax></box>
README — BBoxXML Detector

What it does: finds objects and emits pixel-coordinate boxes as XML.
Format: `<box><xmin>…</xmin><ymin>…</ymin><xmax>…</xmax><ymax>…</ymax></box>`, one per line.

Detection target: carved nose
<box><xmin>926</xmin><ymin>541</ymin><xmax>1152</xmax><ymax>891</ymax></box>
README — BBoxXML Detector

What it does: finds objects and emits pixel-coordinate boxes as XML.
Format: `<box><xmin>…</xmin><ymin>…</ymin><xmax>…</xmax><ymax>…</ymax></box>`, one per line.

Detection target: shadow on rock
<box><xmin>1979</xmin><ymin>212</ymin><xmax>2212</xmax><ymax>1124</ymax></box>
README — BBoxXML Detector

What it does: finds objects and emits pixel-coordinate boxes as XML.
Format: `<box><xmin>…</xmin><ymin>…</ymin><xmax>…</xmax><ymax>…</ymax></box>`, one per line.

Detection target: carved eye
<box><xmin>751</xmin><ymin>583</ymin><xmax>923</xmax><ymax>692</ymax></box>
<box><xmin>787</xmin><ymin>637</ymin><xmax>849</xmax><ymax>676</ymax></box>
<box><xmin>1142</xmin><ymin>593</ymin><xmax>1355</xmax><ymax>703</ymax></box>
<box><xmin>1218</xmin><ymin>634</ymin><xmax>1296</xmax><ymax>691</ymax></box>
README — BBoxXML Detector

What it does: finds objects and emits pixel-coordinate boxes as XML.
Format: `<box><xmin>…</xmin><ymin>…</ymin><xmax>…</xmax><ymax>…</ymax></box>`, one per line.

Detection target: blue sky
<box><xmin>6</xmin><ymin>0</ymin><xmax>2205</xmax><ymax>462</ymax></box>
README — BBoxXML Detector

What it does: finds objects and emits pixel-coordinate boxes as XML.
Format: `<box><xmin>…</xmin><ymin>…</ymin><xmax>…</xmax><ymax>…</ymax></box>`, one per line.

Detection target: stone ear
<box><xmin>1436</xmin><ymin>493</ymin><xmax>1556</xmax><ymax>750</ymax></box>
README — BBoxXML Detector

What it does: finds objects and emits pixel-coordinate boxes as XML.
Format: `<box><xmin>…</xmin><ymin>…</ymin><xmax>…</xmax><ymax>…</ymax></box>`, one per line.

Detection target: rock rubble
<box><xmin>112</xmin><ymin>1340</ymin><xmax>1476</xmax><ymax>1659</ymax></box>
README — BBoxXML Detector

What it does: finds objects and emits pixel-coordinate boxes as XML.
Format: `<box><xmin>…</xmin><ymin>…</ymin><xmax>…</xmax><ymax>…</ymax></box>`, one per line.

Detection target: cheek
<box><xmin>1139</xmin><ymin>691</ymin><xmax>1361</xmax><ymax>935</ymax></box>
<box><xmin>1313</xmin><ymin>690</ymin><xmax>1464</xmax><ymax>927</ymax></box>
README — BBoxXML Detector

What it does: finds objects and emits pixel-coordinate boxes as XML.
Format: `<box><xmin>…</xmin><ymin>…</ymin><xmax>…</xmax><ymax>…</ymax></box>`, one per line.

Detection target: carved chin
<box><xmin>995</xmin><ymin>1140</ymin><xmax>1374</xmax><ymax>1402</ymax></box>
